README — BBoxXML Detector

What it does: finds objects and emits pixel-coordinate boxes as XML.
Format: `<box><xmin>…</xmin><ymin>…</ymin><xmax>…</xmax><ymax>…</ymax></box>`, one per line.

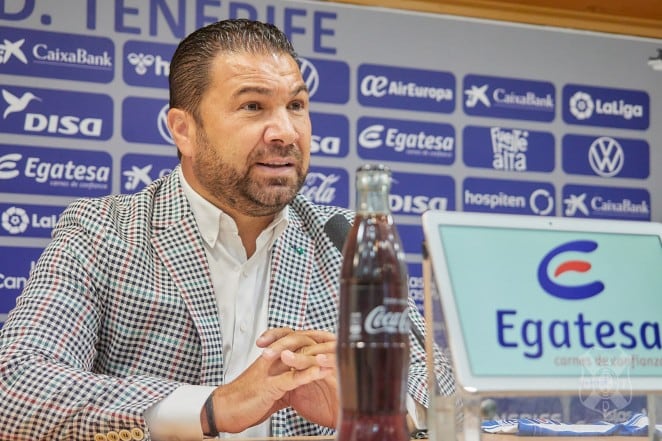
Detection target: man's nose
<box><xmin>264</xmin><ymin>109</ymin><xmax>298</xmax><ymax>146</ymax></box>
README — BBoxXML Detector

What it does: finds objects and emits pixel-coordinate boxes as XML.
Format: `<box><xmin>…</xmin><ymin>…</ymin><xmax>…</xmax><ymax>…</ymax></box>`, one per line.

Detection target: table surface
<box><xmin>224</xmin><ymin>436</ymin><xmax>646</xmax><ymax>440</ymax></box>
<box><xmin>482</xmin><ymin>436</ymin><xmax>643</xmax><ymax>440</ymax></box>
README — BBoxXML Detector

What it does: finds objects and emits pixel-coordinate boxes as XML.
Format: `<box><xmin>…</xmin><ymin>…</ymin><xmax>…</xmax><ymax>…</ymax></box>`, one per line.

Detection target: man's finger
<box><xmin>256</xmin><ymin>327</ymin><xmax>294</xmax><ymax>348</ymax></box>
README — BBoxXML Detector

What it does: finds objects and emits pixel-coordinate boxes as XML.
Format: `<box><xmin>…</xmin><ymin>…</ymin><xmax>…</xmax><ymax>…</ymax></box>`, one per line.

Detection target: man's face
<box><xmin>186</xmin><ymin>51</ymin><xmax>311</xmax><ymax>217</ymax></box>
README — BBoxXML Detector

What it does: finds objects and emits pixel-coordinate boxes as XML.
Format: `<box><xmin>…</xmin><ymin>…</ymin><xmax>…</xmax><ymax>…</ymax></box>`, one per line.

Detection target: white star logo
<box><xmin>564</xmin><ymin>193</ymin><xmax>589</xmax><ymax>217</ymax></box>
<box><xmin>464</xmin><ymin>84</ymin><xmax>490</xmax><ymax>108</ymax></box>
<box><xmin>0</xmin><ymin>38</ymin><xmax>28</xmax><ymax>64</ymax></box>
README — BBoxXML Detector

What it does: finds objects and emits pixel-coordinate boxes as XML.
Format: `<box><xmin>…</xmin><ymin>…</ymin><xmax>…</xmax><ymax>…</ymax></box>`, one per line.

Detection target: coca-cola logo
<box><xmin>365</xmin><ymin>305</ymin><xmax>409</xmax><ymax>335</ymax></box>
<box><xmin>300</xmin><ymin>172</ymin><xmax>339</xmax><ymax>204</ymax></box>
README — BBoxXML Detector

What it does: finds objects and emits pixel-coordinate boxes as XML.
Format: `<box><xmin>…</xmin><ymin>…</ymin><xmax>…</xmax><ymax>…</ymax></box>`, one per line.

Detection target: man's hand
<box><xmin>259</xmin><ymin>328</ymin><xmax>338</xmax><ymax>428</ymax></box>
<box><xmin>200</xmin><ymin>328</ymin><xmax>338</xmax><ymax>435</ymax></box>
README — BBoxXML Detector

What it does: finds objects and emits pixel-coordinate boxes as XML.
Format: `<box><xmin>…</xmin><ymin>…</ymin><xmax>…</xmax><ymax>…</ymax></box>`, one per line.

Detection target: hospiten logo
<box><xmin>537</xmin><ymin>240</ymin><xmax>605</xmax><ymax>300</ymax></box>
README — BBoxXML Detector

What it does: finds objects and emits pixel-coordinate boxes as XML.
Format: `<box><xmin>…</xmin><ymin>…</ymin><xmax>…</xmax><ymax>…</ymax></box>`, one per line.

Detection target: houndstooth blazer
<box><xmin>0</xmin><ymin>166</ymin><xmax>454</xmax><ymax>440</ymax></box>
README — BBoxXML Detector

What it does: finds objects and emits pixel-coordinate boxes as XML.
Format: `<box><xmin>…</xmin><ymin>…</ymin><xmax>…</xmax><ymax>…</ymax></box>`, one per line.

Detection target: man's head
<box><xmin>167</xmin><ymin>19</ymin><xmax>311</xmax><ymax>220</ymax></box>
<box><xmin>169</xmin><ymin>19</ymin><xmax>299</xmax><ymax>125</ymax></box>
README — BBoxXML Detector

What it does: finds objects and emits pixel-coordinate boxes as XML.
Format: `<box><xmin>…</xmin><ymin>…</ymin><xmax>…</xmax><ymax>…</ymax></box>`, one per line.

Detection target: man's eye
<box><xmin>289</xmin><ymin>101</ymin><xmax>305</xmax><ymax>111</ymax></box>
<box><xmin>243</xmin><ymin>102</ymin><xmax>260</xmax><ymax>111</ymax></box>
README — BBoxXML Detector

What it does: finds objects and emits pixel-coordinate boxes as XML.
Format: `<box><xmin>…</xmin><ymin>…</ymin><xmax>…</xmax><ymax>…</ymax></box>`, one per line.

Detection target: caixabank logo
<box><xmin>0</xmin><ymin>144</ymin><xmax>112</xmax><ymax>197</ymax></box>
<box><xmin>1</xmin><ymin>85</ymin><xmax>113</xmax><ymax>140</ymax></box>
<box><xmin>299</xmin><ymin>56</ymin><xmax>350</xmax><ymax>104</ymax></box>
<box><xmin>121</xmin><ymin>154</ymin><xmax>178</xmax><ymax>193</ymax></box>
<box><xmin>463</xmin><ymin>74</ymin><xmax>555</xmax><ymax>122</ymax></box>
<box><xmin>310</xmin><ymin>112</ymin><xmax>349</xmax><ymax>158</ymax></box>
<box><xmin>563</xmin><ymin>84</ymin><xmax>649</xmax><ymax>130</ymax></box>
<box><xmin>562</xmin><ymin>184</ymin><xmax>650</xmax><ymax>221</ymax></box>
<box><xmin>562</xmin><ymin>135</ymin><xmax>649</xmax><ymax>179</ymax></box>
<box><xmin>358</xmin><ymin>64</ymin><xmax>455</xmax><ymax>113</ymax></box>
<box><xmin>0</xmin><ymin>26</ymin><xmax>114</xmax><ymax>83</ymax></box>
<box><xmin>390</xmin><ymin>171</ymin><xmax>455</xmax><ymax>216</ymax></box>
<box><xmin>463</xmin><ymin>177</ymin><xmax>555</xmax><ymax>216</ymax></box>
<box><xmin>123</xmin><ymin>40</ymin><xmax>175</xmax><ymax>89</ymax></box>
<box><xmin>122</xmin><ymin>97</ymin><xmax>173</xmax><ymax>145</ymax></box>
<box><xmin>357</xmin><ymin>116</ymin><xmax>455</xmax><ymax>165</ymax></box>
<box><xmin>0</xmin><ymin>203</ymin><xmax>64</xmax><ymax>238</ymax></box>
<box><xmin>0</xmin><ymin>246</ymin><xmax>43</xmax><ymax>314</ymax></box>
<box><xmin>300</xmin><ymin>165</ymin><xmax>349</xmax><ymax>208</ymax></box>
<box><xmin>463</xmin><ymin>125</ymin><xmax>555</xmax><ymax>172</ymax></box>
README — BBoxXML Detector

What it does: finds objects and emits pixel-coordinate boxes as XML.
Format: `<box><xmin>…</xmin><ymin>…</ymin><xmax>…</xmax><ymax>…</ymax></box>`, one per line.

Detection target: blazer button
<box><xmin>118</xmin><ymin>429</ymin><xmax>133</xmax><ymax>441</ymax></box>
<box><xmin>131</xmin><ymin>428</ymin><xmax>145</xmax><ymax>440</ymax></box>
<box><xmin>94</xmin><ymin>434</ymin><xmax>107</xmax><ymax>441</ymax></box>
<box><xmin>106</xmin><ymin>431</ymin><xmax>120</xmax><ymax>441</ymax></box>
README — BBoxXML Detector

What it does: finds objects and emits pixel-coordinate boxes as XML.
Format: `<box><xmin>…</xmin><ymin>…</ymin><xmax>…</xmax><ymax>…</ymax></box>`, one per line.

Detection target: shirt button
<box><xmin>119</xmin><ymin>430</ymin><xmax>133</xmax><ymax>441</ymax></box>
<box><xmin>94</xmin><ymin>435</ymin><xmax>107</xmax><ymax>441</ymax></box>
<box><xmin>106</xmin><ymin>432</ymin><xmax>120</xmax><ymax>441</ymax></box>
<box><xmin>239</xmin><ymin>322</ymin><xmax>247</xmax><ymax>332</ymax></box>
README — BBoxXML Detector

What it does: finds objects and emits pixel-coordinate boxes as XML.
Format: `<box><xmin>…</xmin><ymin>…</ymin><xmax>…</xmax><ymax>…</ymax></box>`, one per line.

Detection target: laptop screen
<box><xmin>422</xmin><ymin>211</ymin><xmax>662</xmax><ymax>393</ymax></box>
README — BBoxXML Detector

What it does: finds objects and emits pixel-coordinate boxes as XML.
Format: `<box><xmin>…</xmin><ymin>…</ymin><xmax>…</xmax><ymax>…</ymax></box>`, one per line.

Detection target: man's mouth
<box><xmin>257</xmin><ymin>160</ymin><xmax>294</xmax><ymax>168</ymax></box>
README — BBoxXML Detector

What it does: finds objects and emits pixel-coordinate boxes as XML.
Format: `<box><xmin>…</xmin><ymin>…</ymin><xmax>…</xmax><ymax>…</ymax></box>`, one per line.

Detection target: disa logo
<box><xmin>537</xmin><ymin>240</ymin><xmax>605</xmax><ymax>300</ymax></box>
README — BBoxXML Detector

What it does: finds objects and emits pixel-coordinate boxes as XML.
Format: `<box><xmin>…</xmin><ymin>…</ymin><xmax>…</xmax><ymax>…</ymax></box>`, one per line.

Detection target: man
<box><xmin>0</xmin><ymin>19</ymin><xmax>454</xmax><ymax>440</ymax></box>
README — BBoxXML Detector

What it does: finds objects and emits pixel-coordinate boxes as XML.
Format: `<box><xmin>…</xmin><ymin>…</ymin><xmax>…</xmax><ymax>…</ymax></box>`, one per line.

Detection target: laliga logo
<box><xmin>1</xmin><ymin>206</ymin><xmax>29</xmax><ymax>234</ymax></box>
<box><xmin>569</xmin><ymin>91</ymin><xmax>594</xmax><ymax>120</ymax></box>
<box><xmin>538</xmin><ymin>240</ymin><xmax>605</xmax><ymax>300</ymax></box>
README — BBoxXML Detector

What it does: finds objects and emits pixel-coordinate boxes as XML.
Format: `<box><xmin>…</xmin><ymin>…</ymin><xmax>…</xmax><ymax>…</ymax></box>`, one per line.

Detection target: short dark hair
<box><xmin>169</xmin><ymin>19</ymin><xmax>299</xmax><ymax>124</ymax></box>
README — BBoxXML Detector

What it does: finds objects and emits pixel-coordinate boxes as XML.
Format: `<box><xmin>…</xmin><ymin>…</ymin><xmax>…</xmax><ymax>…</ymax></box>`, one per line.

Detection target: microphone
<box><xmin>324</xmin><ymin>213</ymin><xmax>351</xmax><ymax>252</ymax></box>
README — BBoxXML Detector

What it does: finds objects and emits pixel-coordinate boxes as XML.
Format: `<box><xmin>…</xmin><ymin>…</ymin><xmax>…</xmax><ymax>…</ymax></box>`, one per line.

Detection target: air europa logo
<box><xmin>358</xmin><ymin>64</ymin><xmax>455</xmax><ymax>113</ymax></box>
<box><xmin>537</xmin><ymin>240</ymin><xmax>605</xmax><ymax>300</ymax></box>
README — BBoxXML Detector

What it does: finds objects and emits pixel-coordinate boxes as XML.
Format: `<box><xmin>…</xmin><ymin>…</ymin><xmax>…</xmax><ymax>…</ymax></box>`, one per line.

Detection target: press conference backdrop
<box><xmin>0</xmin><ymin>0</ymin><xmax>660</xmax><ymax>416</ymax></box>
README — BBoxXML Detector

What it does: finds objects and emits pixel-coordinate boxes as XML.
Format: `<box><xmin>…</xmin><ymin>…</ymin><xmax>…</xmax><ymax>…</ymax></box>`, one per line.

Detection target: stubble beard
<box><xmin>193</xmin><ymin>130</ymin><xmax>307</xmax><ymax>217</ymax></box>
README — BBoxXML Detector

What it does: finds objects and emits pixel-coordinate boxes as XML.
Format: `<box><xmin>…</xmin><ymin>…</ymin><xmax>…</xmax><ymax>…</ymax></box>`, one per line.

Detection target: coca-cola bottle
<box><xmin>336</xmin><ymin>164</ymin><xmax>410</xmax><ymax>441</ymax></box>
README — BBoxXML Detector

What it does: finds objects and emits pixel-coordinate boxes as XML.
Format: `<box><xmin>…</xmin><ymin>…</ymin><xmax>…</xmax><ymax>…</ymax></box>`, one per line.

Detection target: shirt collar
<box><xmin>178</xmin><ymin>167</ymin><xmax>289</xmax><ymax>248</ymax></box>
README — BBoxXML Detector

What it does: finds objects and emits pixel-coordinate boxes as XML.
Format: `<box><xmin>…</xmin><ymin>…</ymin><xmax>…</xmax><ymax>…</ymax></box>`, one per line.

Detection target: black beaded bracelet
<box><xmin>203</xmin><ymin>393</ymin><xmax>219</xmax><ymax>437</ymax></box>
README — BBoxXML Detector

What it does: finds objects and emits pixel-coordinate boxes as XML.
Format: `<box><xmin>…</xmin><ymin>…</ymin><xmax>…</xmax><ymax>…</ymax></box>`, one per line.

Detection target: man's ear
<box><xmin>168</xmin><ymin>107</ymin><xmax>195</xmax><ymax>157</ymax></box>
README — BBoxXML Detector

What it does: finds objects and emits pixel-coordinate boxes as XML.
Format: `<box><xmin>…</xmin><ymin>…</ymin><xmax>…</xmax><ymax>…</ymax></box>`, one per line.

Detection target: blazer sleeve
<box><xmin>0</xmin><ymin>199</ymin><xmax>183</xmax><ymax>440</ymax></box>
<box><xmin>407</xmin><ymin>297</ymin><xmax>456</xmax><ymax>407</ymax></box>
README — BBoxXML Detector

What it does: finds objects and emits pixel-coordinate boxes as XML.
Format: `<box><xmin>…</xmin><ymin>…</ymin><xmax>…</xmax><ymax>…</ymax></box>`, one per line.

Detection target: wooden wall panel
<box><xmin>322</xmin><ymin>0</ymin><xmax>662</xmax><ymax>39</ymax></box>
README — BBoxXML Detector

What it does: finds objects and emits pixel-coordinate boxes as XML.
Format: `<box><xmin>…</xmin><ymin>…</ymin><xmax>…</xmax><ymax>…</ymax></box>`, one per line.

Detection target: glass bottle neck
<box><xmin>357</xmin><ymin>187</ymin><xmax>391</xmax><ymax>215</ymax></box>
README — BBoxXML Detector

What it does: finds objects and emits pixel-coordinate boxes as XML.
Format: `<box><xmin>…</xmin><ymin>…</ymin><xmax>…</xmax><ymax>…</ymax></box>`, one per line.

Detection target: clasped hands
<box><xmin>201</xmin><ymin>328</ymin><xmax>338</xmax><ymax>434</ymax></box>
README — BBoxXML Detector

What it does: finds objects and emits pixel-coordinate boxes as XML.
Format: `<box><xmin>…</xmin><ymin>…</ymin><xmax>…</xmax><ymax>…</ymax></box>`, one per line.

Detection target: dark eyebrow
<box><xmin>233</xmin><ymin>86</ymin><xmax>271</xmax><ymax>98</ymax></box>
<box><xmin>292</xmin><ymin>83</ymin><xmax>309</xmax><ymax>97</ymax></box>
<box><xmin>232</xmin><ymin>83</ymin><xmax>308</xmax><ymax>99</ymax></box>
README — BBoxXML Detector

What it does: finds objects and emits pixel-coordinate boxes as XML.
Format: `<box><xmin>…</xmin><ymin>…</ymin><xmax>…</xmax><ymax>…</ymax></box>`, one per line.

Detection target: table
<box><xmin>226</xmin><ymin>436</ymin><xmax>646</xmax><ymax>440</ymax></box>
<box><xmin>483</xmin><ymin>436</ymin><xmax>645</xmax><ymax>440</ymax></box>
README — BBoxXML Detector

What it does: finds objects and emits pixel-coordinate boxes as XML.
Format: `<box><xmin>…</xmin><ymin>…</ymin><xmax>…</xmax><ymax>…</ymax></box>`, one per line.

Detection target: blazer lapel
<box><xmin>267</xmin><ymin>214</ymin><xmax>313</xmax><ymax>330</ymax></box>
<box><xmin>150</xmin><ymin>168</ymin><xmax>225</xmax><ymax>385</ymax></box>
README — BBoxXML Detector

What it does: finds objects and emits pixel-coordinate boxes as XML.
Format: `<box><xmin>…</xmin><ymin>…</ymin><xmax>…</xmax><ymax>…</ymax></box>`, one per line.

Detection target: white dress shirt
<box><xmin>145</xmin><ymin>168</ymin><xmax>287</xmax><ymax>440</ymax></box>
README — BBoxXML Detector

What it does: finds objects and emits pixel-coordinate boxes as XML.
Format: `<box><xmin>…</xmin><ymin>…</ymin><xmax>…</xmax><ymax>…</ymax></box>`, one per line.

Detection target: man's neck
<box><xmin>179</xmin><ymin>164</ymin><xmax>277</xmax><ymax>258</ymax></box>
<box><xmin>224</xmin><ymin>209</ymin><xmax>274</xmax><ymax>258</ymax></box>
